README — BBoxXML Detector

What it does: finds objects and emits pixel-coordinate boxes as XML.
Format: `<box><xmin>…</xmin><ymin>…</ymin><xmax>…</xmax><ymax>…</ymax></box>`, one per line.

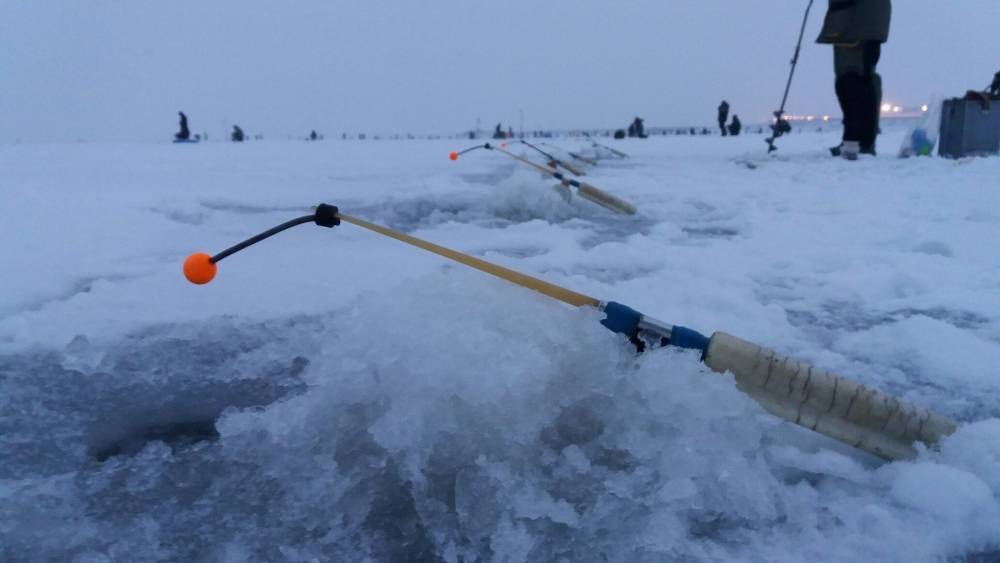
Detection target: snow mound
<box><xmin>3</xmin><ymin>275</ymin><xmax>999</xmax><ymax>561</ymax></box>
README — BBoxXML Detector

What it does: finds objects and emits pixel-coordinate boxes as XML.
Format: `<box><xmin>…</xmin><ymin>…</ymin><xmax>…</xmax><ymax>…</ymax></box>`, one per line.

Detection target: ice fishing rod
<box><xmin>541</xmin><ymin>142</ymin><xmax>599</xmax><ymax>166</ymax></box>
<box><xmin>184</xmin><ymin>204</ymin><xmax>957</xmax><ymax>461</ymax></box>
<box><xmin>765</xmin><ymin>0</ymin><xmax>815</xmax><ymax>153</ymax></box>
<box><xmin>582</xmin><ymin>132</ymin><xmax>629</xmax><ymax>158</ymax></box>
<box><xmin>513</xmin><ymin>140</ymin><xmax>586</xmax><ymax>176</ymax></box>
<box><xmin>449</xmin><ymin>142</ymin><xmax>637</xmax><ymax>215</ymax></box>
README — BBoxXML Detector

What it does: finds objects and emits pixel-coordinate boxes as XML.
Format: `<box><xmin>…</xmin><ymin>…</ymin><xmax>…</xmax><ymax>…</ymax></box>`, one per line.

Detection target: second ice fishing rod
<box><xmin>450</xmin><ymin>142</ymin><xmax>637</xmax><ymax>215</ymax></box>
<box><xmin>765</xmin><ymin>0</ymin><xmax>815</xmax><ymax>153</ymax></box>
<box><xmin>541</xmin><ymin>142</ymin><xmax>599</xmax><ymax>166</ymax></box>
<box><xmin>513</xmin><ymin>140</ymin><xmax>586</xmax><ymax>177</ymax></box>
<box><xmin>184</xmin><ymin>204</ymin><xmax>957</xmax><ymax>461</ymax></box>
<box><xmin>583</xmin><ymin>132</ymin><xmax>629</xmax><ymax>158</ymax></box>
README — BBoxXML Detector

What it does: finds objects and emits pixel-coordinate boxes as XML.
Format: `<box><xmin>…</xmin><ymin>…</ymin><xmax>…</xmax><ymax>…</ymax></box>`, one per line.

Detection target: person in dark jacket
<box><xmin>818</xmin><ymin>0</ymin><xmax>891</xmax><ymax>160</ymax></box>
<box><xmin>717</xmin><ymin>101</ymin><xmax>730</xmax><ymax>136</ymax></box>
<box><xmin>231</xmin><ymin>125</ymin><xmax>245</xmax><ymax>142</ymax></box>
<box><xmin>990</xmin><ymin>70</ymin><xmax>1000</xmax><ymax>99</ymax></box>
<box><xmin>175</xmin><ymin>112</ymin><xmax>190</xmax><ymax>141</ymax></box>
<box><xmin>727</xmin><ymin>115</ymin><xmax>742</xmax><ymax>136</ymax></box>
<box><xmin>627</xmin><ymin>117</ymin><xmax>646</xmax><ymax>138</ymax></box>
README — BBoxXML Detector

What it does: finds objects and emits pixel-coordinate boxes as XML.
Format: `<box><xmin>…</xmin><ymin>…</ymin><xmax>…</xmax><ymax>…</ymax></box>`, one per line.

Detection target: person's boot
<box><xmin>840</xmin><ymin>140</ymin><xmax>860</xmax><ymax>161</ymax></box>
<box><xmin>831</xmin><ymin>142</ymin><xmax>875</xmax><ymax>157</ymax></box>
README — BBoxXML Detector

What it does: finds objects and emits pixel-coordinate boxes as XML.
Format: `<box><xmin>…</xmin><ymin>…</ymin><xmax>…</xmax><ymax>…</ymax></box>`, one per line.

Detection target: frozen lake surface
<box><xmin>2</xmin><ymin>131</ymin><xmax>999</xmax><ymax>561</ymax></box>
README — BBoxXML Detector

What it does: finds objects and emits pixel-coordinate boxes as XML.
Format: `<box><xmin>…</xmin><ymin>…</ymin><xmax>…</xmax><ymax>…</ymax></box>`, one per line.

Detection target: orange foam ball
<box><xmin>183</xmin><ymin>252</ymin><xmax>217</xmax><ymax>284</ymax></box>
<box><xmin>449</xmin><ymin>151</ymin><xmax>459</xmax><ymax>161</ymax></box>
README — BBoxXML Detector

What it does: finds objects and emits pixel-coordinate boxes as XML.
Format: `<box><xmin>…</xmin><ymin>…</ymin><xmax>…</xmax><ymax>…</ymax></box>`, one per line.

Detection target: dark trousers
<box><xmin>718</xmin><ymin>119</ymin><xmax>728</xmax><ymax>136</ymax></box>
<box><xmin>834</xmin><ymin>42</ymin><xmax>882</xmax><ymax>148</ymax></box>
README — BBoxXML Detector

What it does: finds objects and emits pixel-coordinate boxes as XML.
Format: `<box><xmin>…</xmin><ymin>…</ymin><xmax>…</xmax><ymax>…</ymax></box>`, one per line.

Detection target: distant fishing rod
<box><xmin>582</xmin><ymin>132</ymin><xmax>629</xmax><ymax>158</ymax></box>
<box><xmin>540</xmin><ymin>142</ymin><xmax>598</xmax><ymax>166</ymax></box>
<box><xmin>183</xmin><ymin>204</ymin><xmax>957</xmax><ymax>461</ymax></box>
<box><xmin>765</xmin><ymin>0</ymin><xmax>815</xmax><ymax>153</ymax></box>
<box><xmin>450</xmin><ymin>142</ymin><xmax>636</xmax><ymax>215</ymax></box>
<box><xmin>513</xmin><ymin>140</ymin><xmax>586</xmax><ymax>176</ymax></box>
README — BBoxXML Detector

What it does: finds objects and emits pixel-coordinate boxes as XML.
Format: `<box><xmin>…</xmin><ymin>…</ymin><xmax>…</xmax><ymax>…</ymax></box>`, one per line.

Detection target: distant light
<box><xmin>892</xmin><ymin>106</ymin><xmax>902</xmax><ymax>113</ymax></box>
<box><xmin>881</xmin><ymin>103</ymin><xmax>892</xmax><ymax>112</ymax></box>
<box><xmin>822</xmin><ymin>115</ymin><xmax>830</xmax><ymax>121</ymax></box>
<box><xmin>921</xmin><ymin>104</ymin><xmax>929</xmax><ymax>112</ymax></box>
<box><xmin>806</xmin><ymin>115</ymin><xmax>815</xmax><ymax>121</ymax></box>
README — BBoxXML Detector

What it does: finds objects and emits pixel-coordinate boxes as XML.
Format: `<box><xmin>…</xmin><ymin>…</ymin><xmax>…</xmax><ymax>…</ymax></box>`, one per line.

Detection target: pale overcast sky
<box><xmin>2</xmin><ymin>1</ymin><xmax>997</xmax><ymax>142</ymax></box>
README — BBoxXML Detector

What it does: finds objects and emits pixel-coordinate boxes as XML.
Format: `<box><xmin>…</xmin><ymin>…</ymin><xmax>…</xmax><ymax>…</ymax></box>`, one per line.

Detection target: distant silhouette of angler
<box><xmin>627</xmin><ymin>117</ymin><xmax>646</xmax><ymax>138</ymax></box>
<box><xmin>717</xmin><ymin>101</ymin><xmax>730</xmax><ymax>136</ymax></box>
<box><xmin>310</xmin><ymin>130</ymin><xmax>318</xmax><ymax>141</ymax></box>
<box><xmin>232</xmin><ymin>125</ymin><xmax>245</xmax><ymax>142</ymax></box>
<box><xmin>728</xmin><ymin>115</ymin><xmax>742</xmax><ymax>136</ymax></box>
<box><xmin>175</xmin><ymin>112</ymin><xmax>190</xmax><ymax>141</ymax></box>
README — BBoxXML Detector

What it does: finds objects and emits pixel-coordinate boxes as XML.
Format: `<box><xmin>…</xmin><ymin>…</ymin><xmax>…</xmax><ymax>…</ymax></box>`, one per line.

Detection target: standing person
<box><xmin>175</xmin><ymin>111</ymin><xmax>190</xmax><ymax>141</ymax></box>
<box><xmin>717</xmin><ymin>101</ymin><xmax>730</xmax><ymax>136</ymax></box>
<box><xmin>818</xmin><ymin>0</ymin><xmax>891</xmax><ymax>160</ymax></box>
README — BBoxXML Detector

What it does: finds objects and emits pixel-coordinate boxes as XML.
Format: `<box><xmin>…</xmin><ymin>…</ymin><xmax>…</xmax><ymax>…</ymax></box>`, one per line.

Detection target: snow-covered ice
<box><xmin>1</xmin><ymin>130</ymin><xmax>999</xmax><ymax>561</ymax></box>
